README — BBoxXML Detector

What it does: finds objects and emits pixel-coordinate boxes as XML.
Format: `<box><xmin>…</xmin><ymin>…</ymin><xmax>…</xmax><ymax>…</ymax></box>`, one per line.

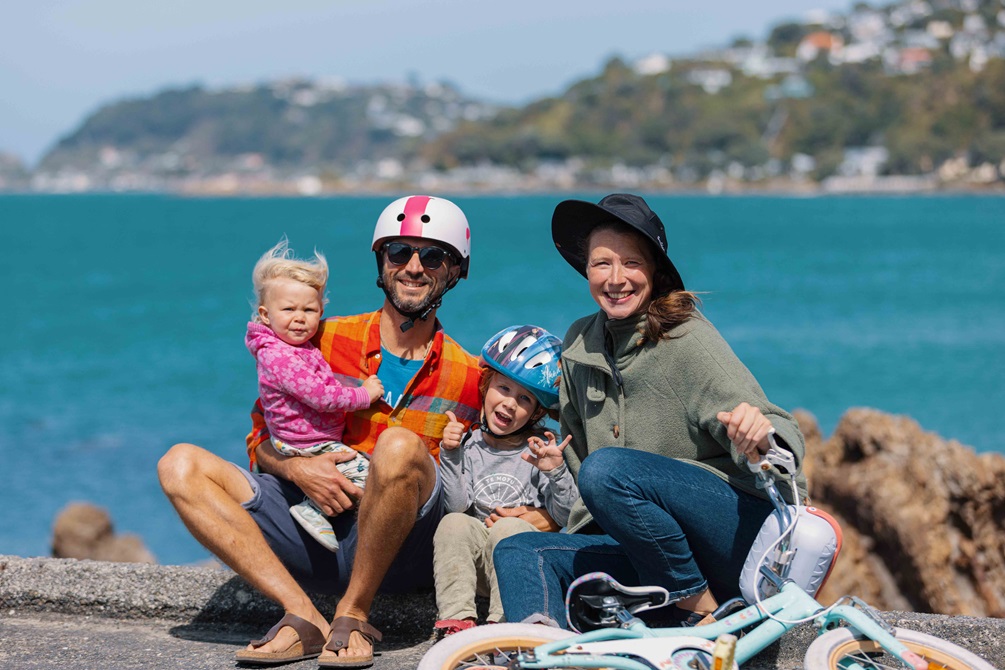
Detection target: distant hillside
<box><xmin>0</xmin><ymin>152</ymin><xmax>29</xmax><ymax>190</ymax></box>
<box><xmin>38</xmin><ymin>79</ymin><xmax>499</xmax><ymax>183</ymax></box>
<box><xmin>27</xmin><ymin>0</ymin><xmax>1005</xmax><ymax>193</ymax></box>
<box><xmin>424</xmin><ymin>0</ymin><xmax>1005</xmax><ymax>185</ymax></box>
<box><xmin>424</xmin><ymin>54</ymin><xmax>1005</xmax><ymax>182</ymax></box>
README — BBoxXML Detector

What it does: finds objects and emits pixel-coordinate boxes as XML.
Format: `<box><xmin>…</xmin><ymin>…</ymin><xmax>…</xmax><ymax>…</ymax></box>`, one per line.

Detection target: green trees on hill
<box><xmin>423</xmin><ymin>54</ymin><xmax>1005</xmax><ymax>181</ymax></box>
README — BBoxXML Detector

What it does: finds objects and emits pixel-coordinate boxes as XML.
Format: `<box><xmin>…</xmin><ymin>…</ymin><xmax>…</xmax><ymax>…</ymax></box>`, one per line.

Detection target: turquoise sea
<box><xmin>2</xmin><ymin>194</ymin><xmax>1003</xmax><ymax>565</ymax></box>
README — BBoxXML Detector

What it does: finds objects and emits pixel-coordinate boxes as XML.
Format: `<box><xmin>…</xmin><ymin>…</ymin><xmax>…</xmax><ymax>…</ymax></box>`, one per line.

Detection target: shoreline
<box><xmin>3</xmin><ymin>177</ymin><xmax>1005</xmax><ymax>198</ymax></box>
<box><xmin>2</xmin><ymin>187</ymin><xmax>1005</xmax><ymax>199</ymax></box>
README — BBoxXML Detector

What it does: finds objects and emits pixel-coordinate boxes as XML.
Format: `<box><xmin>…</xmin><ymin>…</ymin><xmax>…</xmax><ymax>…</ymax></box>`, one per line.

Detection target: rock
<box><xmin>796</xmin><ymin>409</ymin><xmax>1005</xmax><ymax>617</ymax></box>
<box><xmin>52</xmin><ymin>502</ymin><xmax>156</xmax><ymax>564</ymax></box>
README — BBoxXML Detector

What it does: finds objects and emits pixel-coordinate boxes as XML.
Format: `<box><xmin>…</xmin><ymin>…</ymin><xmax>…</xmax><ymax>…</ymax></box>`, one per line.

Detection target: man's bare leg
<box><xmin>319</xmin><ymin>427</ymin><xmax>436</xmax><ymax>663</ymax></box>
<box><xmin>158</xmin><ymin>443</ymin><xmax>330</xmax><ymax>653</ymax></box>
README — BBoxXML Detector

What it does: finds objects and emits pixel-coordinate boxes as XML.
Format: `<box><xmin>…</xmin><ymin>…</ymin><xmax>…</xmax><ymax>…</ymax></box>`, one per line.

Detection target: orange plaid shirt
<box><xmin>246</xmin><ymin>310</ymin><xmax>482</xmax><ymax>470</ymax></box>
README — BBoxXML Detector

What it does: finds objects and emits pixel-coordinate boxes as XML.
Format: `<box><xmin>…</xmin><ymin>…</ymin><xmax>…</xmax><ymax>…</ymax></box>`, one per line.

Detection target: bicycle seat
<box><xmin>565</xmin><ymin>572</ymin><xmax>670</xmax><ymax>633</ymax></box>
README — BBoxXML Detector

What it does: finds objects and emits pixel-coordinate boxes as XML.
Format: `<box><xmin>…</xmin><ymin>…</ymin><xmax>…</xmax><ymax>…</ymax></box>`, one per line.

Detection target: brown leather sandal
<box><xmin>318</xmin><ymin>615</ymin><xmax>383</xmax><ymax>668</ymax></box>
<box><xmin>235</xmin><ymin>612</ymin><xmax>326</xmax><ymax>665</ymax></box>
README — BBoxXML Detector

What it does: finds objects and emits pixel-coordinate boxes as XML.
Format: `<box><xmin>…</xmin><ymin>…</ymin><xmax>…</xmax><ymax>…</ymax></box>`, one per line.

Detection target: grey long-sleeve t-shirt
<box><xmin>439</xmin><ymin>428</ymin><xmax>579</xmax><ymax>527</ymax></box>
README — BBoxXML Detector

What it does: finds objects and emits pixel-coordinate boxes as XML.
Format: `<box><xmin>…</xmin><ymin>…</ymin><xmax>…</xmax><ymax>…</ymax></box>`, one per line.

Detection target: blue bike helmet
<box><xmin>481</xmin><ymin>325</ymin><xmax>562</xmax><ymax>410</ymax></box>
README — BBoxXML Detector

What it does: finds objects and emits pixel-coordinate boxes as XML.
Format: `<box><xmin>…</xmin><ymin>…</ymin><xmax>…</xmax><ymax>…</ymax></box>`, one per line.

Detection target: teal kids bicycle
<box><xmin>420</xmin><ymin>438</ymin><xmax>997</xmax><ymax>670</ymax></box>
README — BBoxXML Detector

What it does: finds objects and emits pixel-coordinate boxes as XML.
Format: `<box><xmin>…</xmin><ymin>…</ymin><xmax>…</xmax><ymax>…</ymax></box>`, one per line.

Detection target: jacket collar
<box><xmin>563</xmin><ymin>311</ymin><xmax>647</xmax><ymax>370</ymax></box>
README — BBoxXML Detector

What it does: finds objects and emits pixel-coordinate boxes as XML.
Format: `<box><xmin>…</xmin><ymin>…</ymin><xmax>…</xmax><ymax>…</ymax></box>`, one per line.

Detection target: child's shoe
<box><xmin>678</xmin><ymin>609</ymin><xmax>717</xmax><ymax>627</ymax></box>
<box><xmin>434</xmin><ymin>619</ymin><xmax>476</xmax><ymax>637</ymax></box>
<box><xmin>290</xmin><ymin>498</ymin><xmax>339</xmax><ymax>552</ymax></box>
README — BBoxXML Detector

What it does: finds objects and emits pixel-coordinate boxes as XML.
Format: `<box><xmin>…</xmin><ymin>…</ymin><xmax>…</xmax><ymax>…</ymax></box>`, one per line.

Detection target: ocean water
<box><xmin>2</xmin><ymin>194</ymin><xmax>1003</xmax><ymax>565</ymax></box>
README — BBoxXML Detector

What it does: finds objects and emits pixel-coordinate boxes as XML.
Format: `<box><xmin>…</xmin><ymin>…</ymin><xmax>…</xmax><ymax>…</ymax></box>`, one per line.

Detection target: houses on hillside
<box><xmin>632</xmin><ymin>0</ymin><xmax>1005</xmax><ymax>83</ymax></box>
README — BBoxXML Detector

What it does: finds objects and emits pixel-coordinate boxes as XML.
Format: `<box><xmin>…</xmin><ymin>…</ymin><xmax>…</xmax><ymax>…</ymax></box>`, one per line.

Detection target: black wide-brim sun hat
<box><xmin>552</xmin><ymin>193</ymin><xmax>685</xmax><ymax>292</ymax></box>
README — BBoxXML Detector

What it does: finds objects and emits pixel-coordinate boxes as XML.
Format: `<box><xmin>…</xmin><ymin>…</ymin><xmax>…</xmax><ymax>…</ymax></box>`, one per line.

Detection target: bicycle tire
<box><xmin>418</xmin><ymin>622</ymin><xmax>576</xmax><ymax>670</ymax></box>
<box><xmin>804</xmin><ymin>626</ymin><xmax>997</xmax><ymax>670</ymax></box>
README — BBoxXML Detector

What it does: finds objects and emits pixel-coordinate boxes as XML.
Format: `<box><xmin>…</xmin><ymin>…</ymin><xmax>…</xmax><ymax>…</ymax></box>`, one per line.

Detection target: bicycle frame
<box><xmin>519</xmin><ymin>579</ymin><xmax>925</xmax><ymax>669</ymax></box>
<box><xmin>515</xmin><ymin>441</ymin><xmax>928</xmax><ymax>670</ymax></box>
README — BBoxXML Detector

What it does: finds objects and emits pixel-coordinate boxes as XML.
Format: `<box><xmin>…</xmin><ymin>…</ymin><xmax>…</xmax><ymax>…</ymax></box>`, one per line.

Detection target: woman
<box><xmin>495</xmin><ymin>193</ymin><xmax>808</xmax><ymax>627</ymax></box>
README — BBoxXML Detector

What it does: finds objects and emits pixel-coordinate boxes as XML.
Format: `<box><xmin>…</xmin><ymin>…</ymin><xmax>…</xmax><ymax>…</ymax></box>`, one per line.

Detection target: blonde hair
<box><xmin>251</xmin><ymin>238</ymin><xmax>329</xmax><ymax>323</ymax></box>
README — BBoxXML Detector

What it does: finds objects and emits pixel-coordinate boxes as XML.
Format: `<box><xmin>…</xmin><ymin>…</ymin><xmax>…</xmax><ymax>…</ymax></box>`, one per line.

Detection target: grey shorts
<box><xmin>235</xmin><ymin>455</ymin><xmax>444</xmax><ymax>594</ymax></box>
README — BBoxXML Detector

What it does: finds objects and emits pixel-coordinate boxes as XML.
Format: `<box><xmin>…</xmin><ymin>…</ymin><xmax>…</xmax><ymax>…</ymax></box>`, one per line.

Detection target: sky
<box><xmin>1</xmin><ymin>0</ymin><xmax>857</xmax><ymax>166</ymax></box>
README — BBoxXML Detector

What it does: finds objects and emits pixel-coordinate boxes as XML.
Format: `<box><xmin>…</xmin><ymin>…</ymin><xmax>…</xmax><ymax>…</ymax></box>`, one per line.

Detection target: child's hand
<box><xmin>524</xmin><ymin>431</ymin><xmax>572</xmax><ymax>472</ymax></box>
<box><xmin>440</xmin><ymin>410</ymin><xmax>465</xmax><ymax>450</ymax></box>
<box><xmin>362</xmin><ymin>375</ymin><xmax>384</xmax><ymax>404</ymax></box>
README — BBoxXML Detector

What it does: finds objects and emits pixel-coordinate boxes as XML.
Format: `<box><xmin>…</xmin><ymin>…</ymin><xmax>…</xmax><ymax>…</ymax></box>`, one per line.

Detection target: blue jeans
<box><xmin>495</xmin><ymin>448</ymin><xmax>774</xmax><ymax>627</ymax></box>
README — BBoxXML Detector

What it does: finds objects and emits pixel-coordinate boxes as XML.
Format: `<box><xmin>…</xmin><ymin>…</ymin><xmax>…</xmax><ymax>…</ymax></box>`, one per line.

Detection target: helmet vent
<box><xmin>508</xmin><ymin>336</ymin><xmax>538</xmax><ymax>362</ymax></box>
<box><xmin>524</xmin><ymin>351</ymin><xmax>554</xmax><ymax>369</ymax></box>
<box><xmin>496</xmin><ymin>330</ymin><xmax>516</xmax><ymax>351</ymax></box>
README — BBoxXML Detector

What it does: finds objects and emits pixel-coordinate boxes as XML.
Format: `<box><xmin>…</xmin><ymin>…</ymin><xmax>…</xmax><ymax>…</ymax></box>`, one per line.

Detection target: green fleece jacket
<box><xmin>560</xmin><ymin>310</ymin><xmax>808</xmax><ymax>534</ymax></box>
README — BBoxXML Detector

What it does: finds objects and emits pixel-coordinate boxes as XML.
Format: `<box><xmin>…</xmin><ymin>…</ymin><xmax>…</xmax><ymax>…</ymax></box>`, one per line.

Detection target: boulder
<box><xmin>52</xmin><ymin>502</ymin><xmax>156</xmax><ymax>564</ymax></box>
<box><xmin>797</xmin><ymin>409</ymin><xmax>1005</xmax><ymax>617</ymax></box>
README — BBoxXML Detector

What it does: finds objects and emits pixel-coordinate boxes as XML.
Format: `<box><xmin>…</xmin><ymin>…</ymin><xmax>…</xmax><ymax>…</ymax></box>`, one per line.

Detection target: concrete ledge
<box><xmin>0</xmin><ymin>555</ymin><xmax>437</xmax><ymax>642</ymax></box>
<box><xmin>2</xmin><ymin>555</ymin><xmax>1002</xmax><ymax>668</ymax></box>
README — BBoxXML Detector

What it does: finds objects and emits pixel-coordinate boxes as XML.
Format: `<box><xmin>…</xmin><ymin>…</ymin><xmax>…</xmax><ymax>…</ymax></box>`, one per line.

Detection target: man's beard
<box><xmin>386</xmin><ymin>271</ymin><xmax>440</xmax><ymax>317</ymax></box>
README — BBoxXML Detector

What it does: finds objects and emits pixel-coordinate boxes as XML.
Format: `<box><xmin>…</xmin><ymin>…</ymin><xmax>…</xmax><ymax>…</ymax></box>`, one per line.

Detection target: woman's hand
<box><xmin>440</xmin><ymin>410</ymin><xmax>465</xmax><ymax>450</ymax></box>
<box><xmin>524</xmin><ymin>431</ymin><xmax>571</xmax><ymax>472</ymax></box>
<box><xmin>716</xmin><ymin>402</ymin><xmax>773</xmax><ymax>463</ymax></box>
<box><xmin>487</xmin><ymin>505</ymin><xmax>560</xmax><ymax>532</ymax></box>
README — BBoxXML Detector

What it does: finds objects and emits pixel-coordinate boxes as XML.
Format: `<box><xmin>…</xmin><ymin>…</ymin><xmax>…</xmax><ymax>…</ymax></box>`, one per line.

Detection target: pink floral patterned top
<box><xmin>246</xmin><ymin>322</ymin><xmax>372</xmax><ymax>450</ymax></box>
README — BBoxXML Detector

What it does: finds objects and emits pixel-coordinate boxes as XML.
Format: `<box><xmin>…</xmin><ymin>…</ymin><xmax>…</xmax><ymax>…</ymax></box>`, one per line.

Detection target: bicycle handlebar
<box><xmin>746</xmin><ymin>431</ymin><xmax>796</xmax><ymax>475</ymax></box>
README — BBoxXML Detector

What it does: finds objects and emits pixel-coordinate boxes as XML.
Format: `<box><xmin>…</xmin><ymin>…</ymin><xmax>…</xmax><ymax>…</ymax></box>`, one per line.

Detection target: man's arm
<box><xmin>255</xmin><ymin>442</ymin><xmax>364</xmax><ymax>516</ymax></box>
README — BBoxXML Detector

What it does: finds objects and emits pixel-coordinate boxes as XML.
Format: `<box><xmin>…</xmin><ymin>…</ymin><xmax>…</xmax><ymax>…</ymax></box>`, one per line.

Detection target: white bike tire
<box><xmin>804</xmin><ymin>626</ymin><xmax>997</xmax><ymax>670</ymax></box>
<box><xmin>418</xmin><ymin>622</ymin><xmax>576</xmax><ymax>670</ymax></box>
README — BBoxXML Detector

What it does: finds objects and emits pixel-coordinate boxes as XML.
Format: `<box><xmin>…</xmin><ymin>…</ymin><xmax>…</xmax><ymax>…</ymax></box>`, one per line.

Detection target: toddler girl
<box><xmin>245</xmin><ymin>239</ymin><xmax>383</xmax><ymax>552</ymax></box>
<box><xmin>433</xmin><ymin>325</ymin><xmax>578</xmax><ymax>634</ymax></box>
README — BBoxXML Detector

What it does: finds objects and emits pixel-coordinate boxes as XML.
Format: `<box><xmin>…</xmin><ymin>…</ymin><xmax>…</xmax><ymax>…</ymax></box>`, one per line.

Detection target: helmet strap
<box><xmin>458</xmin><ymin>422</ymin><xmax>478</xmax><ymax>448</ymax></box>
<box><xmin>478</xmin><ymin>412</ymin><xmax>506</xmax><ymax>441</ymax></box>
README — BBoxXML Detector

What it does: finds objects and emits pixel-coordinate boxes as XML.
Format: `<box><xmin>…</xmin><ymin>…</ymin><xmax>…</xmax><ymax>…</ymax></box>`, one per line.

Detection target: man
<box><xmin>158</xmin><ymin>195</ymin><xmax>482</xmax><ymax>667</ymax></box>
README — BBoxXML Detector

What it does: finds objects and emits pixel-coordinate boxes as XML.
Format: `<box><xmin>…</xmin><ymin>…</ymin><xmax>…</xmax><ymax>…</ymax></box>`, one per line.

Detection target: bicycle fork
<box><xmin>817</xmin><ymin>602</ymin><xmax>928</xmax><ymax>670</ymax></box>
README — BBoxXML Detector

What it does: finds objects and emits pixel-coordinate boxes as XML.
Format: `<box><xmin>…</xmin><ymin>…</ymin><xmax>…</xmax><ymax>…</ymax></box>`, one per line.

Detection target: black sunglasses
<box><xmin>383</xmin><ymin>242</ymin><xmax>452</xmax><ymax>270</ymax></box>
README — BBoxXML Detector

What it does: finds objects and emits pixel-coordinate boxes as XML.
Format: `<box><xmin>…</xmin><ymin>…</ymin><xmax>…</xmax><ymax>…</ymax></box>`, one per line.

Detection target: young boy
<box><xmin>433</xmin><ymin>325</ymin><xmax>577</xmax><ymax>634</ymax></box>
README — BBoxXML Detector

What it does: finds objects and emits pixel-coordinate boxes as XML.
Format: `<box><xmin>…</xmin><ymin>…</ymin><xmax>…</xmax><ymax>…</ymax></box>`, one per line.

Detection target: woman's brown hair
<box><xmin>586</xmin><ymin>222</ymin><xmax>700</xmax><ymax>344</ymax></box>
